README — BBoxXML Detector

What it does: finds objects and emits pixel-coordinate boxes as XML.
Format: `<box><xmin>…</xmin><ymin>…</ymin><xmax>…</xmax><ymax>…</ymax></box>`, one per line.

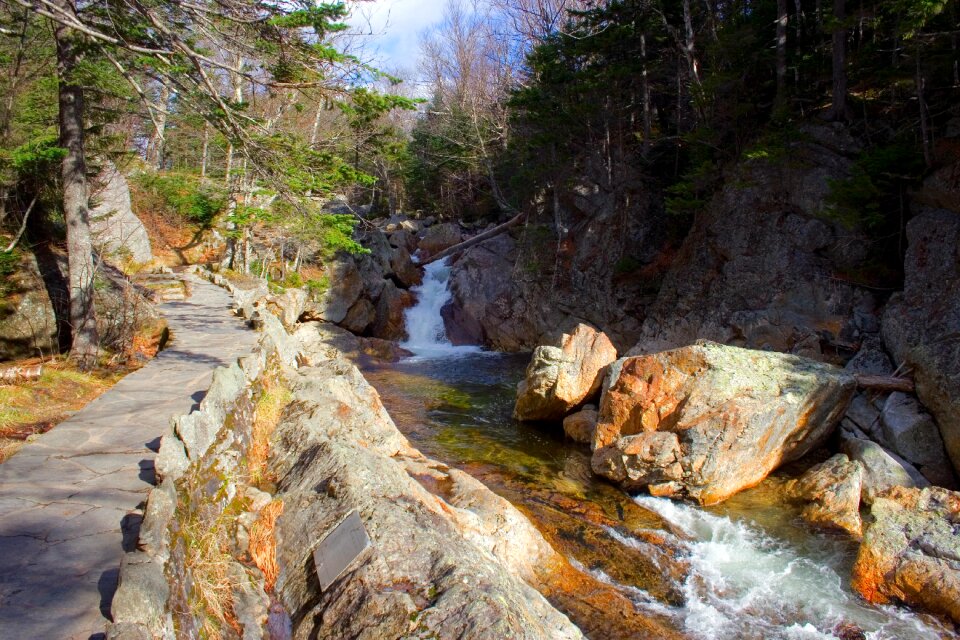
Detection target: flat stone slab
<box><xmin>0</xmin><ymin>275</ymin><xmax>257</xmax><ymax>640</ymax></box>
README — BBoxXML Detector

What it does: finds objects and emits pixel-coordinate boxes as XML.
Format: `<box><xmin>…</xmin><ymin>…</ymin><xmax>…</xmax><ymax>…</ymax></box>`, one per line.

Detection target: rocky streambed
<box><xmin>358</xmin><ymin>349</ymin><xmax>958</xmax><ymax>640</ymax></box>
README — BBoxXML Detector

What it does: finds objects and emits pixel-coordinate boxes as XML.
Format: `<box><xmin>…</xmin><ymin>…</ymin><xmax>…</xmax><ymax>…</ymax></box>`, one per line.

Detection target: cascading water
<box><xmin>629</xmin><ymin>496</ymin><xmax>950</xmax><ymax>640</ymax></box>
<box><xmin>366</xmin><ymin>260</ymin><xmax>957</xmax><ymax>640</ymax></box>
<box><xmin>401</xmin><ymin>259</ymin><xmax>483</xmax><ymax>358</ymax></box>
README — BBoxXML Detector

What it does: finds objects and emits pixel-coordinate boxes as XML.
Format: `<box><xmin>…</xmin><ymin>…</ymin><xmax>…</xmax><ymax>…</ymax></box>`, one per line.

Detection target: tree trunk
<box><xmin>831</xmin><ymin>0</ymin><xmax>848</xmax><ymax>121</ymax></box>
<box><xmin>148</xmin><ymin>81</ymin><xmax>170</xmax><ymax>169</ymax></box>
<box><xmin>53</xmin><ymin>8</ymin><xmax>99</xmax><ymax>366</ymax></box>
<box><xmin>776</xmin><ymin>0</ymin><xmax>789</xmax><ymax>104</ymax></box>
<box><xmin>200</xmin><ymin>121</ymin><xmax>209</xmax><ymax>178</ymax></box>
<box><xmin>641</xmin><ymin>32</ymin><xmax>652</xmax><ymax>159</ymax></box>
<box><xmin>916</xmin><ymin>52</ymin><xmax>932</xmax><ymax>167</ymax></box>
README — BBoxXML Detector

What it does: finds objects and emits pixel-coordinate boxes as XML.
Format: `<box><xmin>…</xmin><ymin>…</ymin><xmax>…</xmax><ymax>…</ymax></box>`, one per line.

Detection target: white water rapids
<box><xmin>401</xmin><ymin>259</ymin><xmax>483</xmax><ymax>358</ymax></box>
<box><xmin>625</xmin><ymin>496</ymin><xmax>950</xmax><ymax>640</ymax></box>
<box><xmin>393</xmin><ymin>258</ymin><xmax>953</xmax><ymax>640</ymax></box>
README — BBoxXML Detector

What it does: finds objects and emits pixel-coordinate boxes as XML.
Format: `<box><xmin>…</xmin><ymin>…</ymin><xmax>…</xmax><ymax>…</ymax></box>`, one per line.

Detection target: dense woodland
<box><xmin>0</xmin><ymin>0</ymin><xmax>958</xmax><ymax>363</ymax></box>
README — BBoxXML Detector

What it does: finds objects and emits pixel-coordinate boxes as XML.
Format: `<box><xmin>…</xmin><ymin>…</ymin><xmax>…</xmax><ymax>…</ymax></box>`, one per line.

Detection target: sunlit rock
<box><xmin>592</xmin><ymin>341</ymin><xmax>856</xmax><ymax>505</ymax></box>
<box><xmin>788</xmin><ymin>453</ymin><xmax>864</xmax><ymax>537</ymax></box>
<box><xmin>852</xmin><ymin>486</ymin><xmax>960</xmax><ymax>624</ymax></box>
<box><xmin>514</xmin><ymin>324</ymin><xmax>617</xmax><ymax>422</ymax></box>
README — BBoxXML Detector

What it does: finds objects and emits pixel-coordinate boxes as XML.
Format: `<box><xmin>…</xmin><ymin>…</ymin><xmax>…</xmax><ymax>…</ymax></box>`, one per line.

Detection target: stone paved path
<box><xmin>0</xmin><ymin>275</ymin><xmax>255</xmax><ymax>640</ymax></box>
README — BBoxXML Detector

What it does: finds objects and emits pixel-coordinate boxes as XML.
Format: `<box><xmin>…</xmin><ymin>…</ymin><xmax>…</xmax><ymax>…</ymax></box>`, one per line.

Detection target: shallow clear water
<box><xmin>357</xmin><ymin>263</ymin><xmax>956</xmax><ymax>640</ymax></box>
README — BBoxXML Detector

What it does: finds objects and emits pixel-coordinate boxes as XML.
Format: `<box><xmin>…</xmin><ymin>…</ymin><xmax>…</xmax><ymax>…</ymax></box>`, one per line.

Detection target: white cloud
<box><xmin>346</xmin><ymin>0</ymin><xmax>449</xmax><ymax>77</ymax></box>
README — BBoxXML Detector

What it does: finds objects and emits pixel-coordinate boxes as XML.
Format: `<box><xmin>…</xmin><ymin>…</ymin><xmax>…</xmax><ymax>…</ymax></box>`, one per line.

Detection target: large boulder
<box><xmin>89</xmin><ymin>161</ymin><xmax>152</xmax><ymax>264</ymax></box>
<box><xmin>882</xmin><ymin>207</ymin><xmax>960</xmax><ymax>476</ymax></box>
<box><xmin>878</xmin><ymin>392</ymin><xmax>953</xmax><ymax>486</ymax></box>
<box><xmin>444</xmin><ymin>234</ymin><xmax>545</xmax><ymax>350</ymax></box>
<box><xmin>0</xmin><ymin>251</ymin><xmax>59</xmax><ymax>360</ymax></box>
<box><xmin>418</xmin><ymin>222</ymin><xmax>462</xmax><ymax>257</ymax></box>
<box><xmin>390</xmin><ymin>245</ymin><xmax>422</xmax><ymax>288</ymax></box>
<box><xmin>788</xmin><ymin>454</ymin><xmax>864</xmax><ymax>537</ymax></box>
<box><xmin>514</xmin><ymin>324</ymin><xmax>617</xmax><ymax>422</ymax></box>
<box><xmin>852</xmin><ymin>486</ymin><xmax>960</xmax><ymax>624</ymax></box>
<box><xmin>371</xmin><ymin>279</ymin><xmax>413</xmax><ymax>341</ymax></box>
<box><xmin>305</xmin><ymin>259</ymin><xmax>363</xmax><ymax>324</ymax></box>
<box><xmin>591</xmin><ymin>341</ymin><xmax>856</xmax><ymax>505</ymax></box>
<box><xmin>631</xmin><ymin>124</ymin><xmax>876</xmax><ymax>364</ymax></box>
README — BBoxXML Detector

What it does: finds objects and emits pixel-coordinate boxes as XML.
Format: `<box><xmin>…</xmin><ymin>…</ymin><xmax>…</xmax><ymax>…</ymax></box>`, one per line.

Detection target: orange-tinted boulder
<box><xmin>852</xmin><ymin>486</ymin><xmax>960</xmax><ymax>624</ymax></box>
<box><xmin>514</xmin><ymin>325</ymin><xmax>618</xmax><ymax>422</ymax></box>
<box><xmin>592</xmin><ymin>341</ymin><xmax>856</xmax><ymax>505</ymax></box>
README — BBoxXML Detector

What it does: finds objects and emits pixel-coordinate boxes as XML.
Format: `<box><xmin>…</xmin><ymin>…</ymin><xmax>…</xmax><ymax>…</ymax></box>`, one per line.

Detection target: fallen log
<box><xmin>0</xmin><ymin>364</ymin><xmax>43</xmax><ymax>384</ymax></box>
<box><xmin>421</xmin><ymin>211</ymin><xmax>527</xmax><ymax>265</ymax></box>
<box><xmin>854</xmin><ymin>374</ymin><xmax>914</xmax><ymax>394</ymax></box>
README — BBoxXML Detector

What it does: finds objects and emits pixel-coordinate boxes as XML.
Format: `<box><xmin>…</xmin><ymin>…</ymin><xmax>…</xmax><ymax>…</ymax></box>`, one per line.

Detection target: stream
<box><xmin>358</xmin><ymin>260</ymin><xmax>955</xmax><ymax>640</ymax></box>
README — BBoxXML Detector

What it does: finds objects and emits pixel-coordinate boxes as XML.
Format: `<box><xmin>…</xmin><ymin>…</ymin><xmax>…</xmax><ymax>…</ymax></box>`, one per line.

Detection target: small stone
<box><xmin>563</xmin><ymin>409</ymin><xmax>598</xmax><ymax>445</ymax></box>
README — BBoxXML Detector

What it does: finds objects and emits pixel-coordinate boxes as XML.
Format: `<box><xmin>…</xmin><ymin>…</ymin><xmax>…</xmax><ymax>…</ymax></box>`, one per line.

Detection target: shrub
<box><xmin>132</xmin><ymin>172</ymin><xmax>228</xmax><ymax>227</ymax></box>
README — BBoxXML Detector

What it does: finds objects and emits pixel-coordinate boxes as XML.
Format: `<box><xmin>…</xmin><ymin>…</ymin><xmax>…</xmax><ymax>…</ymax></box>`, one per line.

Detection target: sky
<box><xmin>346</xmin><ymin>0</ymin><xmax>449</xmax><ymax>77</ymax></box>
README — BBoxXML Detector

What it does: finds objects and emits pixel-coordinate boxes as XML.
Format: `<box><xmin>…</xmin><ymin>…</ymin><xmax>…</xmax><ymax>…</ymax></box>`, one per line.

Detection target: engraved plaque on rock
<box><xmin>312</xmin><ymin>510</ymin><xmax>371</xmax><ymax>591</ymax></box>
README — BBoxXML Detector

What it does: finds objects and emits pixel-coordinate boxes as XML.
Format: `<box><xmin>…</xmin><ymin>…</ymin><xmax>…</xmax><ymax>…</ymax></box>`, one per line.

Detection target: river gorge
<box><xmin>354</xmin><ymin>259</ymin><xmax>957</xmax><ymax>640</ymax></box>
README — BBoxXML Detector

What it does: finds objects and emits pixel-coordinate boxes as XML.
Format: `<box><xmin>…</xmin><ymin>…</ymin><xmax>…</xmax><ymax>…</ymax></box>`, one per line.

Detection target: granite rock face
<box><xmin>514</xmin><ymin>324</ymin><xmax>617</xmax><ymax>422</ymax></box>
<box><xmin>89</xmin><ymin>161</ymin><xmax>153</xmax><ymax>264</ymax></box>
<box><xmin>271</xmin><ymin>338</ymin><xmax>584</xmax><ymax>640</ymax></box>
<box><xmin>852</xmin><ymin>486</ymin><xmax>960</xmax><ymax>624</ymax></box>
<box><xmin>591</xmin><ymin>341</ymin><xmax>856</xmax><ymax>505</ymax></box>
<box><xmin>882</xmin><ymin>207</ymin><xmax>960</xmax><ymax>476</ymax></box>
<box><xmin>630</xmin><ymin>125</ymin><xmax>876</xmax><ymax>364</ymax></box>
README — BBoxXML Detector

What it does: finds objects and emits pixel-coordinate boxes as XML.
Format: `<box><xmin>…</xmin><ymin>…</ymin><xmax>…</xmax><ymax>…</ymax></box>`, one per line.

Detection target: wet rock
<box><xmin>852</xmin><ymin>486</ymin><xmax>960</xmax><ymax>624</ymax></box>
<box><xmin>358</xmin><ymin>337</ymin><xmax>413</xmax><ymax>363</ymax></box>
<box><xmin>841</xmin><ymin>437</ymin><xmax>929</xmax><ymax>504</ymax></box>
<box><xmin>271</xmin><ymin>342</ymin><xmax>584</xmax><ymax>639</ymax></box>
<box><xmin>563</xmin><ymin>408</ymin><xmax>598</xmax><ymax>444</ymax></box>
<box><xmin>514</xmin><ymin>324</ymin><xmax>617</xmax><ymax>422</ymax></box>
<box><xmin>89</xmin><ymin>160</ymin><xmax>153</xmax><ymax>265</ymax></box>
<box><xmin>371</xmin><ymin>280</ymin><xmax>413</xmax><ymax>341</ymax></box>
<box><xmin>882</xmin><ymin>208</ymin><xmax>960</xmax><ymax>476</ymax></box>
<box><xmin>592</xmin><ymin>341</ymin><xmax>856</xmax><ymax>505</ymax></box>
<box><xmin>879</xmin><ymin>392</ymin><xmax>950</xmax><ymax>471</ymax></box>
<box><xmin>390</xmin><ymin>245</ymin><xmax>423</xmax><ymax>288</ymax></box>
<box><xmin>788</xmin><ymin>454</ymin><xmax>864</xmax><ymax>537</ymax></box>
<box><xmin>418</xmin><ymin>222</ymin><xmax>462</xmax><ymax>257</ymax></box>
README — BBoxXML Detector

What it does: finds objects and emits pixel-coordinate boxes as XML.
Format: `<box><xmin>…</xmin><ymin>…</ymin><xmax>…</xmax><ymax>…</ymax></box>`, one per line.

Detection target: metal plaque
<box><xmin>313</xmin><ymin>510</ymin><xmax>371</xmax><ymax>591</ymax></box>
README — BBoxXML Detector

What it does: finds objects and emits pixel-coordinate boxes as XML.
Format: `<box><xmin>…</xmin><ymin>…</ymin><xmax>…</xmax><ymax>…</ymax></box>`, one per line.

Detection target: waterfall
<box><xmin>401</xmin><ymin>259</ymin><xmax>482</xmax><ymax>358</ymax></box>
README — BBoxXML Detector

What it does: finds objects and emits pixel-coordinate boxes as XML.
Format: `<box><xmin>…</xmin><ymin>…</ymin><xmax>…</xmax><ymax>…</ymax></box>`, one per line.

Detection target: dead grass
<box><xmin>249</xmin><ymin>500</ymin><xmax>285</xmax><ymax>592</ymax></box>
<box><xmin>180</xmin><ymin>505</ymin><xmax>244</xmax><ymax>639</ymax></box>
<box><xmin>249</xmin><ymin>372</ymin><xmax>292</xmax><ymax>487</ymax></box>
<box><xmin>0</xmin><ymin>360</ymin><xmax>127</xmax><ymax>463</ymax></box>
